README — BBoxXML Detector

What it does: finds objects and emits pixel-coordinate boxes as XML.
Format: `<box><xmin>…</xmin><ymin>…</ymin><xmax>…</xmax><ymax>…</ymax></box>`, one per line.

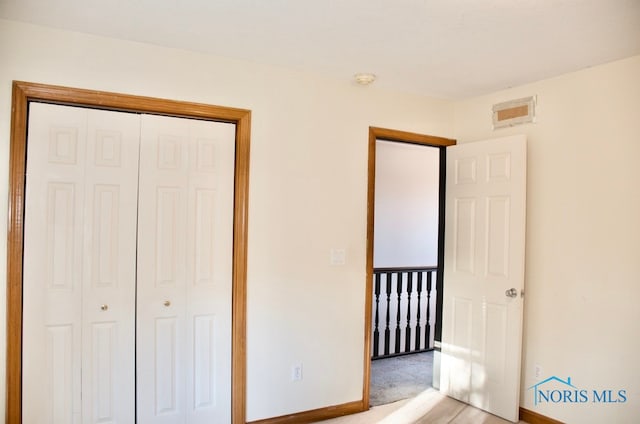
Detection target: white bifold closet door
<box><xmin>136</xmin><ymin>114</ymin><xmax>235</xmax><ymax>423</ymax></box>
<box><xmin>23</xmin><ymin>103</ymin><xmax>140</xmax><ymax>424</ymax></box>
<box><xmin>22</xmin><ymin>102</ymin><xmax>235</xmax><ymax>424</ymax></box>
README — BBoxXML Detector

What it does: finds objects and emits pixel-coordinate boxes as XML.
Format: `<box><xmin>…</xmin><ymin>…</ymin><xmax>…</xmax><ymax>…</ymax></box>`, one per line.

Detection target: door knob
<box><xmin>164</xmin><ymin>300</ymin><xmax>171</xmax><ymax>307</ymax></box>
<box><xmin>505</xmin><ymin>288</ymin><xmax>518</xmax><ymax>298</ymax></box>
<box><xmin>100</xmin><ymin>304</ymin><xmax>108</xmax><ymax>311</ymax></box>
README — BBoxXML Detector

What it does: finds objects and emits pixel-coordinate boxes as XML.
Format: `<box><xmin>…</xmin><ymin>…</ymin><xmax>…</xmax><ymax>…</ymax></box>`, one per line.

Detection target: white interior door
<box><xmin>136</xmin><ymin>114</ymin><xmax>235</xmax><ymax>423</ymax></box>
<box><xmin>440</xmin><ymin>135</ymin><xmax>526</xmax><ymax>422</ymax></box>
<box><xmin>23</xmin><ymin>103</ymin><xmax>235</xmax><ymax>424</ymax></box>
<box><xmin>23</xmin><ymin>103</ymin><xmax>140</xmax><ymax>423</ymax></box>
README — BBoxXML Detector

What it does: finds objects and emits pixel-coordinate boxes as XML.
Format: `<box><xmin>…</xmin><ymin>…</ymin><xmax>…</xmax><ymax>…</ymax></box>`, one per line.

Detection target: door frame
<box><xmin>5</xmin><ymin>81</ymin><xmax>251</xmax><ymax>424</ymax></box>
<box><xmin>362</xmin><ymin>127</ymin><xmax>455</xmax><ymax>408</ymax></box>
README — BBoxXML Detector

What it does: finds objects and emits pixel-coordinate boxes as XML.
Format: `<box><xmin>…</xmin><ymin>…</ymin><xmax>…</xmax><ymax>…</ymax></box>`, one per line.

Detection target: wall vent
<box><xmin>492</xmin><ymin>96</ymin><xmax>536</xmax><ymax>129</ymax></box>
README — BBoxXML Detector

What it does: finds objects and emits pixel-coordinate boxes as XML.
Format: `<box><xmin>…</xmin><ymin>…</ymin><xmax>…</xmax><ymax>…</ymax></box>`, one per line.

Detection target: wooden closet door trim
<box><xmin>6</xmin><ymin>81</ymin><xmax>251</xmax><ymax>424</ymax></box>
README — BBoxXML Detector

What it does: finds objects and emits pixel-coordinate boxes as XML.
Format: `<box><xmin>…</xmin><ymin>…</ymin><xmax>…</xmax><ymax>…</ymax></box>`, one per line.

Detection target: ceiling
<box><xmin>1</xmin><ymin>0</ymin><xmax>639</xmax><ymax>99</ymax></box>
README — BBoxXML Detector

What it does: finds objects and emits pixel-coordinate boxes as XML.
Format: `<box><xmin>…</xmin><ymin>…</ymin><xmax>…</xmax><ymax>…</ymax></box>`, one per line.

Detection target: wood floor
<box><xmin>319</xmin><ymin>389</ymin><xmax>528</xmax><ymax>424</ymax></box>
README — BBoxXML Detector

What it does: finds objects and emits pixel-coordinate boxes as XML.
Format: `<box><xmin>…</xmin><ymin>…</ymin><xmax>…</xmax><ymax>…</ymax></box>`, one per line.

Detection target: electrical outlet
<box><xmin>534</xmin><ymin>364</ymin><xmax>542</xmax><ymax>380</ymax></box>
<box><xmin>292</xmin><ymin>363</ymin><xmax>303</xmax><ymax>381</ymax></box>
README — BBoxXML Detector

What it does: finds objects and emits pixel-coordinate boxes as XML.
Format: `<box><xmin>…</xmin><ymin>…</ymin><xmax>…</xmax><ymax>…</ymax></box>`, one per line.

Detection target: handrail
<box><xmin>373</xmin><ymin>266</ymin><xmax>437</xmax><ymax>272</ymax></box>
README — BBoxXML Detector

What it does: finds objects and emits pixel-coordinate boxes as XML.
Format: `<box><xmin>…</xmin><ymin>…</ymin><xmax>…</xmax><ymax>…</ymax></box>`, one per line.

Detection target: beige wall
<box><xmin>453</xmin><ymin>55</ymin><xmax>640</xmax><ymax>424</ymax></box>
<box><xmin>0</xmin><ymin>20</ymin><xmax>454</xmax><ymax>421</ymax></box>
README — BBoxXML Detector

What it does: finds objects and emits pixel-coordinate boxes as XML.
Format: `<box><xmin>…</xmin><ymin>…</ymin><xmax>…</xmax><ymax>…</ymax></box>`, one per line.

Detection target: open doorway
<box><xmin>370</xmin><ymin>140</ymin><xmax>439</xmax><ymax>406</ymax></box>
<box><xmin>362</xmin><ymin>127</ymin><xmax>456</xmax><ymax>409</ymax></box>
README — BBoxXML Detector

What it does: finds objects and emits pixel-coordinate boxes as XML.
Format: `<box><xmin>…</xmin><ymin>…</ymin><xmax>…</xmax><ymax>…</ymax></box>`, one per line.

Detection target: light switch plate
<box><xmin>292</xmin><ymin>363</ymin><xmax>303</xmax><ymax>381</ymax></box>
<box><xmin>330</xmin><ymin>248</ymin><xmax>346</xmax><ymax>266</ymax></box>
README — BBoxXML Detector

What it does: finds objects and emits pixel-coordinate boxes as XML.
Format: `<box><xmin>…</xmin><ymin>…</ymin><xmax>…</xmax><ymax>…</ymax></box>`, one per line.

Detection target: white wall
<box><xmin>453</xmin><ymin>55</ymin><xmax>640</xmax><ymax>424</ymax></box>
<box><xmin>0</xmin><ymin>20</ymin><xmax>454</xmax><ymax>421</ymax></box>
<box><xmin>374</xmin><ymin>141</ymin><xmax>440</xmax><ymax>268</ymax></box>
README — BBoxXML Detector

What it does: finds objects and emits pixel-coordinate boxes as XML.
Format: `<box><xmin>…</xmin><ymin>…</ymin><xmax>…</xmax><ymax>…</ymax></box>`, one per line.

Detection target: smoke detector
<box><xmin>354</xmin><ymin>73</ymin><xmax>376</xmax><ymax>85</ymax></box>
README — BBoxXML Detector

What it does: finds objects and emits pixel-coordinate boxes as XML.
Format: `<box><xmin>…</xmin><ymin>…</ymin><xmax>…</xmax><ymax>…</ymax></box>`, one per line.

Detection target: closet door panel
<box><xmin>137</xmin><ymin>115</ymin><xmax>189</xmax><ymax>423</ymax></box>
<box><xmin>186</xmin><ymin>119</ymin><xmax>235</xmax><ymax>424</ymax></box>
<box><xmin>23</xmin><ymin>103</ymin><xmax>87</xmax><ymax>424</ymax></box>
<box><xmin>81</xmin><ymin>109</ymin><xmax>140</xmax><ymax>423</ymax></box>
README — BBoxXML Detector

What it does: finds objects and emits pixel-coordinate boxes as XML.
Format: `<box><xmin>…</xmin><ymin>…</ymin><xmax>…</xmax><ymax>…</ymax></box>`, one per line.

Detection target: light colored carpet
<box><xmin>369</xmin><ymin>351</ymin><xmax>434</xmax><ymax>407</ymax></box>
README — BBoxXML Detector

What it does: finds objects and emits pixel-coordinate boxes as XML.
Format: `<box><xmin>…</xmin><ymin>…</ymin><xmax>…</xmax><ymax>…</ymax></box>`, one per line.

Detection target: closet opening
<box><xmin>6</xmin><ymin>81</ymin><xmax>251</xmax><ymax>424</ymax></box>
